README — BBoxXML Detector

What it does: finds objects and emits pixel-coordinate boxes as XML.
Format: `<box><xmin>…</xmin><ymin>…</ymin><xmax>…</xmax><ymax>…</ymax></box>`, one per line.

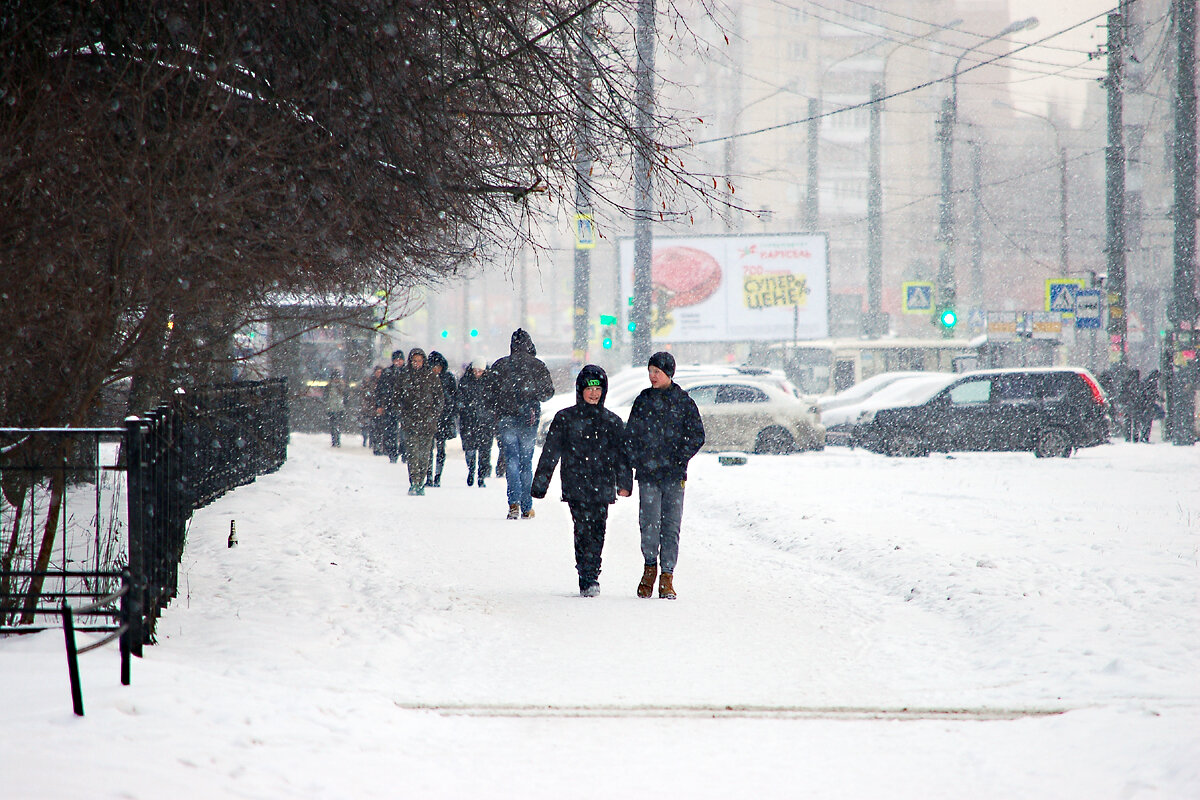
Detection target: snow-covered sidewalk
<box><xmin>4</xmin><ymin>433</ymin><xmax>1199</xmax><ymax>798</ymax></box>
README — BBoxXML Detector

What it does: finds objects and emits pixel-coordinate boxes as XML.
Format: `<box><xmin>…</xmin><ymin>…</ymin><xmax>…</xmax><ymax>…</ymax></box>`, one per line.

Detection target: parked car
<box><xmin>538</xmin><ymin>364</ymin><xmax>800</xmax><ymax>443</ymax></box>
<box><xmin>823</xmin><ymin>373</ymin><xmax>958</xmax><ymax>445</ymax></box>
<box><xmin>607</xmin><ymin>375</ymin><xmax>824</xmax><ymax>454</ymax></box>
<box><xmin>817</xmin><ymin>371</ymin><xmax>930</xmax><ymax>415</ymax></box>
<box><xmin>853</xmin><ymin>367</ymin><xmax>1110</xmax><ymax>458</ymax></box>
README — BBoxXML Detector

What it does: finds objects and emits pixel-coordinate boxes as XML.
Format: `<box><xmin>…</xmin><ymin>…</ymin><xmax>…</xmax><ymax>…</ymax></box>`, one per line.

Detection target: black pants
<box><xmin>427</xmin><ymin>438</ymin><xmax>447</xmax><ymax>484</ymax></box>
<box><xmin>378</xmin><ymin>413</ymin><xmax>400</xmax><ymax>461</ymax></box>
<box><xmin>569</xmin><ymin>502</ymin><xmax>609</xmax><ymax>591</ymax></box>
<box><xmin>328</xmin><ymin>412</ymin><xmax>343</xmax><ymax>447</ymax></box>
<box><xmin>464</xmin><ymin>445</ymin><xmax>491</xmax><ymax>482</ymax></box>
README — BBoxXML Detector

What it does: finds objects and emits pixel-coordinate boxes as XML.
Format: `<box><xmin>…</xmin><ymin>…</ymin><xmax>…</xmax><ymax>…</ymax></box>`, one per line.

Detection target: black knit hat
<box><xmin>391</xmin><ymin>349</ymin><xmax>404</xmax><ymax>361</ymax></box>
<box><xmin>648</xmin><ymin>351</ymin><xmax>675</xmax><ymax>378</ymax></box>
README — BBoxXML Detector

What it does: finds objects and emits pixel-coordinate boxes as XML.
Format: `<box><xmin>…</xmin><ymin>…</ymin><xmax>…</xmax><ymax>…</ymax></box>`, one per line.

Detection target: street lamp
<box><xmin>865</xmin><ymin>19</ymin><xmax>963</xmax><ymax>337</ymax></box>
<box><xmin>935</xmin><ymin>17</ymin><xmax>1039</xmax><ymax>336</ymax></box>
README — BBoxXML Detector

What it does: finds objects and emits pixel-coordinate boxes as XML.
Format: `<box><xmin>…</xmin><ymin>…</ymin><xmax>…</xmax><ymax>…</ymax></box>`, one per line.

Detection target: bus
<box><xmin>749</xmin><ymin>336</ymin><xmax>984</xmax><ymax>396</ymax></box>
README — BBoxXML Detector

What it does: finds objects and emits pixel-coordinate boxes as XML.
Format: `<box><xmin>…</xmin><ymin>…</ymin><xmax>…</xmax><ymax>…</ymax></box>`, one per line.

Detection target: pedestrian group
<box><xmin>331</xmin><ymin>328</ymin><xmax>705</xmax><ymax>600</ymax></box>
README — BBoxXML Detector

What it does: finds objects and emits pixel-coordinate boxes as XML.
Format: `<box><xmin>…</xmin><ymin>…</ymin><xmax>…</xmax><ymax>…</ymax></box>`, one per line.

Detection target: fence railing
<box><xmin>2</xmin><ymin>378</ymin><xmax>288</xmax><ymax>651</ymax></box>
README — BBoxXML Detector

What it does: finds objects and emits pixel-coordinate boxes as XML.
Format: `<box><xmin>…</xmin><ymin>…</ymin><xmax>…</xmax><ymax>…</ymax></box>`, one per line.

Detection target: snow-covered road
<box><xmin>4</xmin><ymin>432</ymin><xmax>1199</xmax><ymax>798</ymax></box>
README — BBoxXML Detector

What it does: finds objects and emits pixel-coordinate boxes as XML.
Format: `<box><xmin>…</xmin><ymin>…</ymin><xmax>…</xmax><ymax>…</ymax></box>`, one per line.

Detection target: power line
<box><xmin>684</xmin><ymin>7</ymin><xmax>1117</xmax><ymax>150</ymax></box>
<box><xmin>768</xmin><ymin>0</ymin><xmax>1111</xmax><ymax>78</ymax></box>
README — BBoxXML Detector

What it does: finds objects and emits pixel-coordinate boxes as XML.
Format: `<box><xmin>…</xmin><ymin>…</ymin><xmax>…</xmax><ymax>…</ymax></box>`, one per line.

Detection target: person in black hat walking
<box><xmin>623</xmin><ymin>351</ymin><xmax>705</xmax><ymax>599</ymax></box>
<box><xmin>374</xmin><ymin>350</ymin><xmax>407</xmax><ymax>463</ymax></box>
<box><xmin>532</xmin><ymin>365</ymin><xmax>632</xmax><ymax>597</ymax></box>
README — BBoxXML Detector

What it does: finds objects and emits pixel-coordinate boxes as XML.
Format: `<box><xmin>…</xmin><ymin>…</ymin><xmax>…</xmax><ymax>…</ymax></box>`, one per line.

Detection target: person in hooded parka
<box><xmin>531</xmin><ymin>365</ymin><xmax>633</xmax><ymax>597</ymax></box>
<box><xmin>487</xmin><ymin>328</ymin><xmax>555</xmax><ymax>519</ymax></box>
<box><xmin>457</xmin><ymin>362</ymin><xmax>496</xmax><ymax>487</ymax></box>
<box><xmin>426</xmin><ymin>351</ymin><xmax>458</xmax><ymax>487</ymax></box>
<box><xmin>397</xmin><ymin>348</ymin><xmax>444</xmax><ymax>495</ymax></box>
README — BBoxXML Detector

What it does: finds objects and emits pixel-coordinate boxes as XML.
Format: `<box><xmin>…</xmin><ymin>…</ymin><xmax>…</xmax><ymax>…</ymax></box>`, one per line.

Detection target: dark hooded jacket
<box><xmin>486</xmin><ymin>328</ymin><xmax>555</xmax><ymax>426</ymax></box>
<box><xmin>428</xmin><ymin>351</ymin><xmax>459</xmax><ymax>440</ymax></box>
<box><xmin>624</xmin><ymin>380</ymin><xmax>705</xmax><ymax>483</ymax></box>
<box><xmin>531</xmin><ymin>365</ymin><xmax>633</xmax><ymax>506</ymax></box>
<box><xmin>397</xmin><ymin>348</ymin><xmax>444</xmax><ymax>435</ymax></box>
<box><xmin>456</xmin><ymin>364</ymin><xmax>496</xmax><ymax>450</ymax></box>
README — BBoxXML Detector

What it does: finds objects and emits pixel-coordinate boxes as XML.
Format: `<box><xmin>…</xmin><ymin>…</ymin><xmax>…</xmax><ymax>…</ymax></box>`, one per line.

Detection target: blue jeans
<box><xmin>638</xmin><ymin>480</ymin><xmax>686</xmax><ymax>574</ymax></box>
<box><xmin>498</xmin><ymin>420</ymin><xmax>538</xmax><ymax>513</ymax></box>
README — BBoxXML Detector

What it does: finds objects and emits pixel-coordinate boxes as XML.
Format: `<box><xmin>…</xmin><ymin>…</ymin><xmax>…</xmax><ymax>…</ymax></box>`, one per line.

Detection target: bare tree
<box><xmin>1</xmin><ymin>0</ymin><xmax>717</xmax><ymax>429</ymax></box>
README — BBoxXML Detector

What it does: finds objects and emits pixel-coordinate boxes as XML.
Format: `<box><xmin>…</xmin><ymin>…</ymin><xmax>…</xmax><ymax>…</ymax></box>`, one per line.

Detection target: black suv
<box><xmin>856</xmin><ymin>367</ymin><xmax>1110</xmax><ymax>458</ymax></box>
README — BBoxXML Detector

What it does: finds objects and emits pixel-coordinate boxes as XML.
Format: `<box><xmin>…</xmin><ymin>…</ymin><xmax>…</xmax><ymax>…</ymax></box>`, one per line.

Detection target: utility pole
<box><xmin>1104</xmin><ymin>12</ymin><xmax>1128</xmax><ymax>365</ymax></box>
<box><xmin>572</xmin><ymin>10</ymin><xmax>595</xmax><ymax>364</ymax></box>
<box><xmin>1167</xmin><ymin>0</ymin><xmax>1197</xmax><ymax>445</ymax></box>
<box><xmin>805</xmin><ymin>97</ymin><xmax>819</xmax><ymax>231</ymax></box>
<box><xmin>866</xmin><ymin>83</ymin><xmax>883</xmax><ymax>337</ymax></box>
<box><xmin>970</xmin><ymin>142</ymin><xmax>984</xmax><ymax>309</ymax></box>
<box><xmin>935</xmin><ymin>95</ymin><xmax>956</xmax><ymax>338</ymax></box>
<box><xmin>631</xmin><ymin>0</ymin><xmax>655</xmax><ymax>365</ymax></box>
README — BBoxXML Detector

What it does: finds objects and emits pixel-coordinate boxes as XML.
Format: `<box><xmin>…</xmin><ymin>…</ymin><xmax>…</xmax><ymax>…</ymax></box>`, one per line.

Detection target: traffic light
<box><xmin>937</xmin><ymin>306</ymin><xmax>958</xmax><ymax>330</ymax></box>
<box><xmin>469</xmin><ymin>329</ymin><xmax>478</xmax><ymax>338</ymax></box>
<box><xmin>602</xmin><ymin>335</ymin><xmax>613</xmax><ymax>349</ymax></box>
<box><xmin>440</xmin><ymin>329</ymin><xmax>449</xmax><ymax>338</ymax></box>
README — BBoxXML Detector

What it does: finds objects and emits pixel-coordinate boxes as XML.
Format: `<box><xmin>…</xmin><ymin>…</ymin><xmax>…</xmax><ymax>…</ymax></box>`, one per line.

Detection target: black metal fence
<box><xmin>1</xmin><ymin>378</ymin><xmax>288</xmax><ymax>657</ymax></box>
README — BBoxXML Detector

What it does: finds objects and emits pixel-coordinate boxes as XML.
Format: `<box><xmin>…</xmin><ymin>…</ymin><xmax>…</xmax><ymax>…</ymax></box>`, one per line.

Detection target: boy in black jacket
<box><xmin>532</xmin><ymin>365</ymin><xmax>633</xmax><ymax>597</ymax></box>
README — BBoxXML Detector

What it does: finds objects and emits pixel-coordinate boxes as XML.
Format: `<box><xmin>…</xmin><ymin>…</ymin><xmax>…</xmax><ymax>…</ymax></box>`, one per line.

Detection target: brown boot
<box><xmin>658</xmin><ymin>572</ymin><xmax>676</xmax><ymax>600</ymax></box>
<box><xmin>636</xmin><ymin>564</ymin><xmax>657</xmax><ymax>598</ymax></box>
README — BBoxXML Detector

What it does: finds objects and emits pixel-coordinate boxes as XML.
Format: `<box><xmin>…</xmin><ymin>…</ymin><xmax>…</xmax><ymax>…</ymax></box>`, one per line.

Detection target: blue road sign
<box><xmin>1074</xmin><ymin>289</ymin><xmax>1102</xmax><ymax>329</ymax></box>
<box><xmin>902</xmin><ymin>282</ymin><xmax>934</xmax><ymax>314</ymax></box>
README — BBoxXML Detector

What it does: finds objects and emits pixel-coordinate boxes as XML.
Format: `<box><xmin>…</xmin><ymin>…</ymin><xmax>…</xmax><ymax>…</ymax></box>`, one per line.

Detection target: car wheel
<box><xmin>888</xmin><ymin>431</ymin><xmax>926</xmax><ymax>458</ymax></box>
<box><xmin>754</xmin><ymin>426</ymin><xmax>795</xmax><ymax>454</ymax></box>
<box><xmin>1034</xmin><ymin>427</ymin><xmax>1072</xmax><ymax>458</ymax></box>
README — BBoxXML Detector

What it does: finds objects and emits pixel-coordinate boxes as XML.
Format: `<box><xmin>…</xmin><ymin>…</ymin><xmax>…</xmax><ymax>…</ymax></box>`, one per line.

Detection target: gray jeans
<box><xmin>638</xmin><ymin>480</ymin><xmax>686</xmax><ymax>574</ymax></box>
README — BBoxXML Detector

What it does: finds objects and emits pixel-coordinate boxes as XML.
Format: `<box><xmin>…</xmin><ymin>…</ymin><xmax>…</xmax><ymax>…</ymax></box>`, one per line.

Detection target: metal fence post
<box><xmin>62</xmin><ymin>601</ymin><xmax>85</xmax><ymax>716</ymax></box>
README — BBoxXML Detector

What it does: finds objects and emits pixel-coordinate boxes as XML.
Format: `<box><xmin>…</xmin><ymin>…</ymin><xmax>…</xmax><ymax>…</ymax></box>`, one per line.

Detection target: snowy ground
<box><xmin>4</xmin><ymin>429</ymin><xmax>1200</xmax><ymax>799</ymax></box>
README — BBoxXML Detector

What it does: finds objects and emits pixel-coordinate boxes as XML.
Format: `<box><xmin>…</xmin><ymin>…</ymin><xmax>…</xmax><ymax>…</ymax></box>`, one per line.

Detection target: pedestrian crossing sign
<box><xmin>902</xmin><ymin>281</ymin><xmax>934</xmax><ymax>314</ymax></box>
<box><xmin>574</xmin><ymin>214</ymin><xmax>596</xmax><ymax>250</ymax></box>
<box><xmin>1045</xmin><ymin>278</ymin><xmax>1085</xmax><ymax>317</ymax></box>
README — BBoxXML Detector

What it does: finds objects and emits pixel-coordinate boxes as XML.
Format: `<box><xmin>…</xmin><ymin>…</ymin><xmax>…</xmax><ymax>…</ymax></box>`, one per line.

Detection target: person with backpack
<box><xmin>486</xmin><ymin>328</ymin><xmax>555</xmax><ymax>519</ymax></box>
<box><xmin>531</xmin><ymin>365</ymin><xmax>632</xmax><ymax>597</ymax></box>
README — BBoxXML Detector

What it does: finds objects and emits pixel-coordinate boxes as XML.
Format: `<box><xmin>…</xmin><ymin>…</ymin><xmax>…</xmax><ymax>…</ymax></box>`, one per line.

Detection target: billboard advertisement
<box><xmin>618</xmin><ymin>233</ymin><xmax>829</xmax><ymax>342</ymax></box>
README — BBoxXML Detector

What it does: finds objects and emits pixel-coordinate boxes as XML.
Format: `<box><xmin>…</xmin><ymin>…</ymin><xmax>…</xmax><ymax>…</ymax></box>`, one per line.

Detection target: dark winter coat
<box><xmin>457</xmin><ymin>366</ymin><xmax>497</xmax><ymax>450</ymax></box>
<box><xmin>428</xmin><ymin>351</ymin><xmax>459</xmax><ymax>440</ymax></box>
<box><xmin>486</xmin><ymin>328</ymin><xmax>555</xmax><ymax>426</ymax></box>
<box><xmin>532</xmin><ymin>365</ymin><xmax>633</xmax><ymax>506</ymax></box>
<box><xmin>375</xmin><ymin>362</ymin><xmax>406</xmax><ymax>414</ymax></box>
<box><xmin>398</xmin><ymin>349</ymin><xmax>444</xmax><ymax>436</ymax></box>
<box><xmin>624</xmin><ymin>381</ymin><xmax>706</xmax><ymax>484</ymax></box>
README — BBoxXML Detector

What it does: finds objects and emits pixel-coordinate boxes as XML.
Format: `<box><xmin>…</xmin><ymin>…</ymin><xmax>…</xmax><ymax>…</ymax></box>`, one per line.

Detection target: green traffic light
<box><xmin>602</xmin><ymin>337</ymin><xmax>613</xmax><ymax>349</ymax></box>
<box><xmin>440</xmin><ymin>329</ymin><xmax>449</xmax><ymax>338</ymax></box>
<box><xmin>470</xmin><ymin>329</ymin><xmax>478</xmax><ymax>337</ymax></box>
<box><xmin>627</xmin><ymin>321</ymin><xmax>636</xmax><ymax>332</ymax></box>
<box><xmin>939</xmin><ymin>308</ymin><xmax>958</xmax><ymax>329</ymax></box>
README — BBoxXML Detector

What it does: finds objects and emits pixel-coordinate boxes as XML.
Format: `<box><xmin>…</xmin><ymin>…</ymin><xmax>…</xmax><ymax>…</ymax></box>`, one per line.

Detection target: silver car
<box><xmin>608</xmin><ymin>376</ymin><xmax>824</xmax><ymax>454</ymax></box>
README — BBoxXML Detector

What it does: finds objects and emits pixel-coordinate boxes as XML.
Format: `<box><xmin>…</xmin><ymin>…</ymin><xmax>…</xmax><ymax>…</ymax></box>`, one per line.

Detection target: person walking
<box><xmin>426</xmin><ymin>351</ymin><xmax>458</xmax><ymax>487</ymax></box>
<box><xmin>624</xmin><ymin>351</ymin><xmax>705</xmax><ymax>600</ymax></box>
<box><xmin>457</xmin><ymin>362</ymin><xmax>496</xmax><ymax>487</ymax></box>
<box><xmin>325</xmin><ymin>370</ymin><xmax>347</xmax><ymax>447</ymax></box>
<box><xmin>531</xmin><ymin>365</ymin><xmax>633</xmax><ymax>597</ymax></box>
<box><xmin>361</xmin><ymin>365</ymin><xmax>383</xmax><ymax>449</ymax></box>
<box><xmin>374</xmin><ymin>350</ymin><xmax>406</xmax><ymax>462</ymax></box>
<box><xmin>397</xmin><ymin>348</ymin><xmax>444</xmax><ymax>495</ymax></box>
<box><xmin>487</xmin><ymin>328</ymin><xmax>555</xmax><ymax>519</ymax></box>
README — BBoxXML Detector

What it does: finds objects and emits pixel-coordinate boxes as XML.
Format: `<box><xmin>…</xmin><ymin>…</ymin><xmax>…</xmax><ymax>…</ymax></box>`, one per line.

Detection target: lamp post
<box><xmin>866</xmin><ymin>20</ymin><xmax>963</xmax><ymax>338</ymax></box>
<box><xmin>935</xmin><ymin>17</ymin><xmax>1039</xmax><ymax>336</ymax></box>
